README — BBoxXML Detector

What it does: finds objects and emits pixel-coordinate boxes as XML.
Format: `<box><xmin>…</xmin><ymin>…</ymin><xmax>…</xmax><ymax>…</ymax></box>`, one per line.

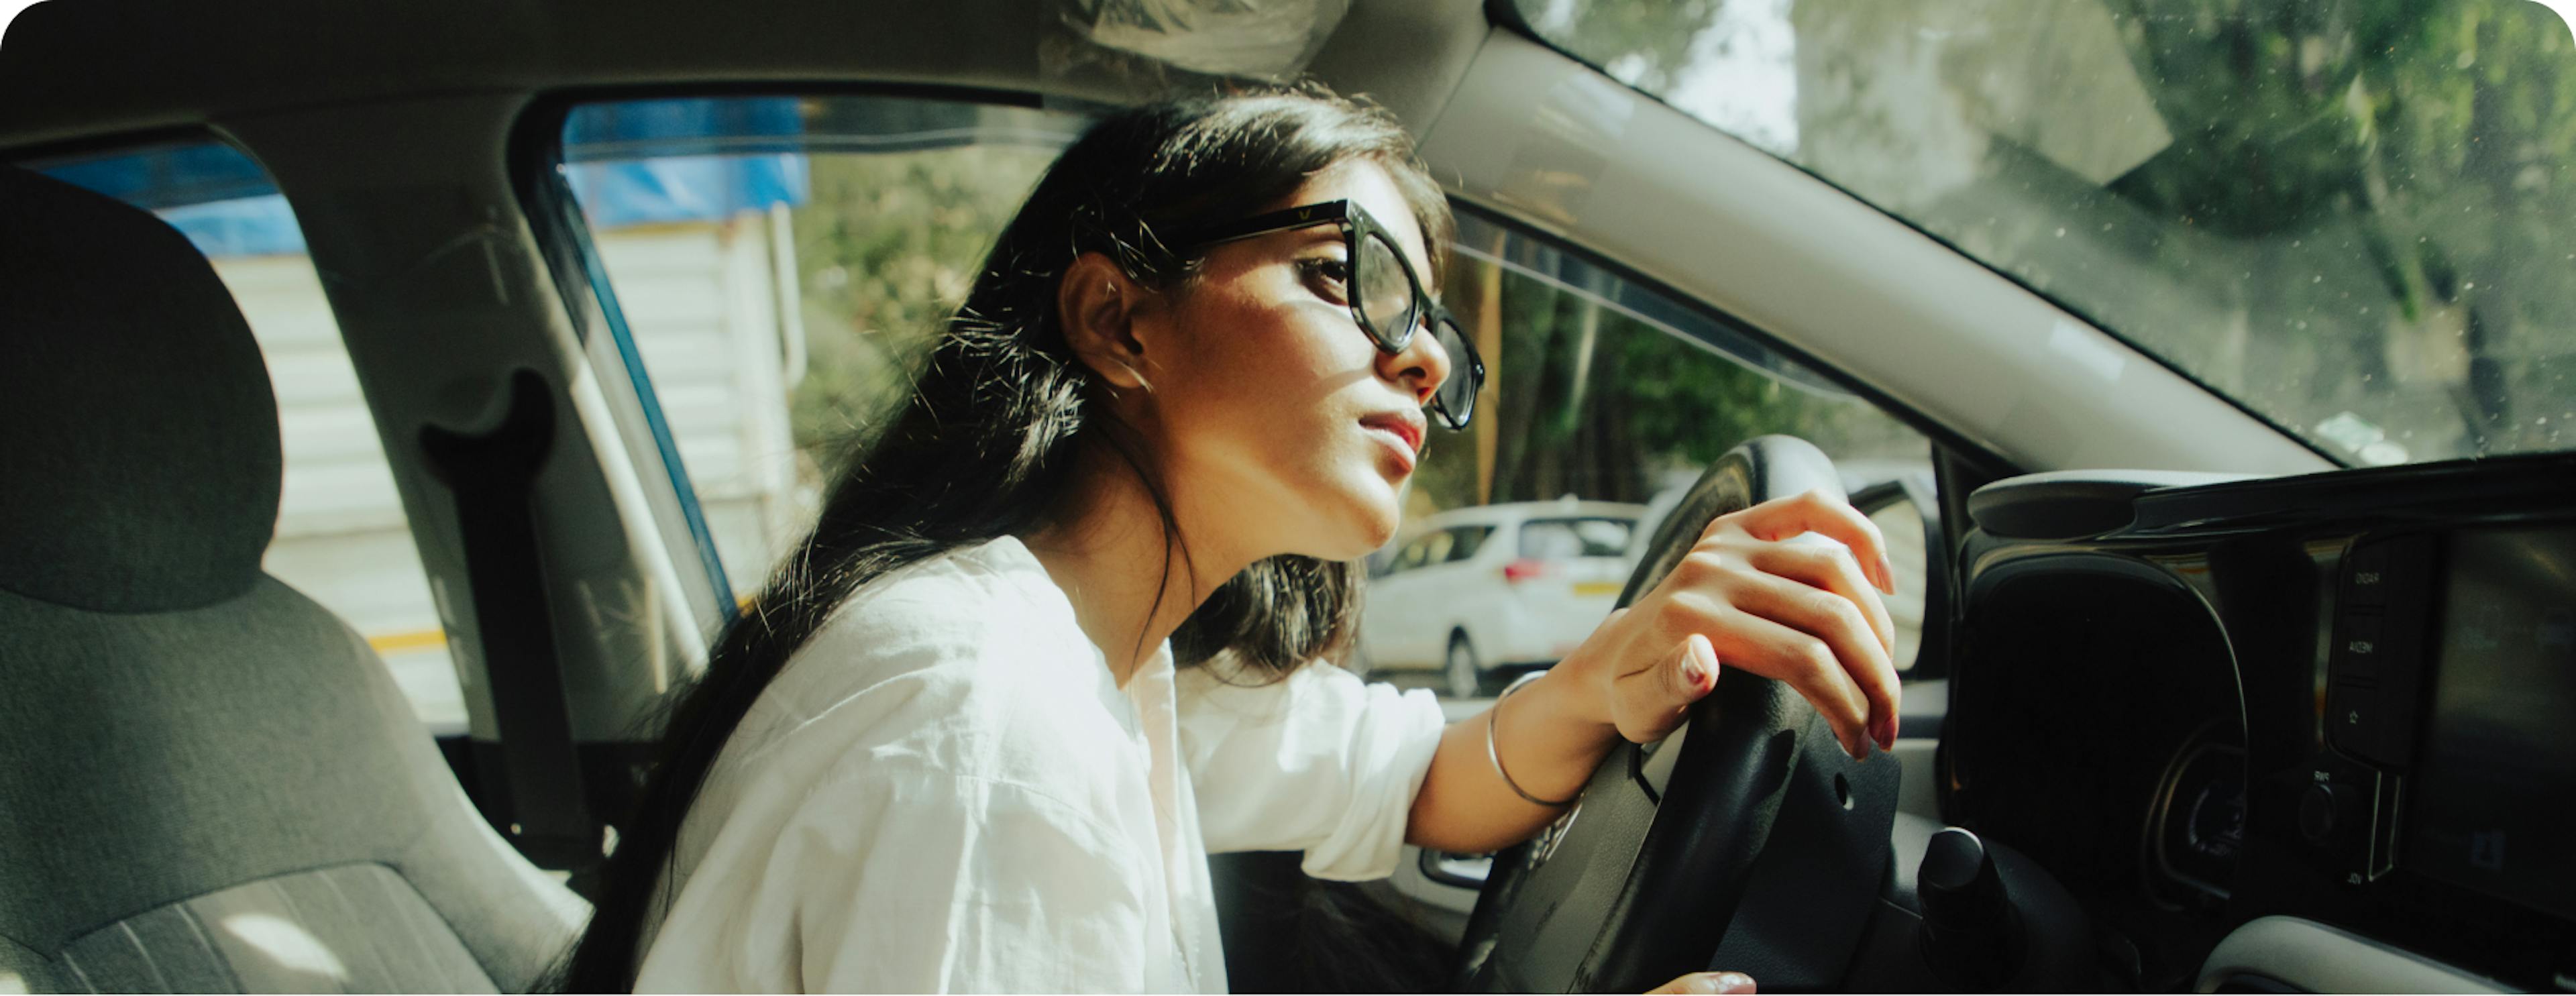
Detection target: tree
<box><xmin>1413</xmin><ymin>219</ymin><xmax>1921</xmax><ymax>514</ymax></box>
<box><xmin>784</xmin><ymin>144</ymin><xmax>1061</xmax><ymax>482</ymax></box>
<box><xmin>1532</xmin><ymin>0</ymin><xmax>2575</xmax><ymax>463</ymax></box>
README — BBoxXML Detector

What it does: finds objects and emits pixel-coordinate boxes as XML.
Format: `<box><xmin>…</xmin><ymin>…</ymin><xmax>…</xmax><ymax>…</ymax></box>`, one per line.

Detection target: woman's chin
<box><xmin>1296</xmin><ymin>482</ymin><xmax>1403</xmax><ymax>561</ymax></box>
<box><xmin>1348</xmin><ymin>481</ymin><xmax>1408</xmax><ymax>553</ymax></box>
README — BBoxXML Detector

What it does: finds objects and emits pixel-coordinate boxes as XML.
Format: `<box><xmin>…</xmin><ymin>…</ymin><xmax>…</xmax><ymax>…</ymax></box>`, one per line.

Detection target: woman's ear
<box><xmin>1058</xmin><ymin>252</ymin><xmax>1156</xmax><ymax>392</ymax></box>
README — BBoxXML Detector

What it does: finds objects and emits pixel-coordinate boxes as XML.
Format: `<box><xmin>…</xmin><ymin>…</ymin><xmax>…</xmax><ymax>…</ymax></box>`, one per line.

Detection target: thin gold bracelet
<box><xmin>1486</xmin><ymin>671</ymin><xmax>1580</xmax><ymax>808</ymax></box>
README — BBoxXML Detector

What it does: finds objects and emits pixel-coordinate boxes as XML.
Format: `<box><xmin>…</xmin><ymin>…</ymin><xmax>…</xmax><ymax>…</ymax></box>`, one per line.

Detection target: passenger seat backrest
<box><xmin>0</xmin><ymin>166</ymin><xmax>586</xmax><ymax>993</ymax></box>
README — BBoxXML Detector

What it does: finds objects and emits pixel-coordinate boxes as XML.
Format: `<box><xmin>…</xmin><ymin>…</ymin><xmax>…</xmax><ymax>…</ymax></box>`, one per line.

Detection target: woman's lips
<box><xmin>1360</xmin><ymin>412</ymin><xmax>1425</xmax><ymax>451</ymax></box>
<box><xmin>1363</xmin><ymin>427</ymin><xmax>1417</xmax><ymax>474</ymax></box>
<box><xmin>1359</xmin><ymin>412</ymin><xmax>1424</xmax><ymax>475</ymax></box>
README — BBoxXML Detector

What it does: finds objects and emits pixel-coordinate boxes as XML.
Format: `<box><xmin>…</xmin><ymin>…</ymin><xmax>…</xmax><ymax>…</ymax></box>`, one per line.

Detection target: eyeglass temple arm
<box><xmin>1175</xmin><ymin>200</ymin><xmax>1354</xmax><ymax>248</ymax></box>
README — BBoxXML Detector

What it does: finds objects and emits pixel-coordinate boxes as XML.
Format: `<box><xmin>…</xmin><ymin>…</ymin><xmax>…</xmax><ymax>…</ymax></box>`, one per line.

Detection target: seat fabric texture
<box><xmin>0</xmin><ymin>166</ymin><xmax>586</xmax><ymax>994</ymax></box>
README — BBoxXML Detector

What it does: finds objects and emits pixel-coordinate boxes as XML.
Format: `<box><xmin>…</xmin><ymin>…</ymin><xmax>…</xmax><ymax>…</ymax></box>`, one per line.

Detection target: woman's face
<box><xmin>1138</xmin><ymin>159</ymin><xmax>1454</xmax><ymax>565</ymax></box>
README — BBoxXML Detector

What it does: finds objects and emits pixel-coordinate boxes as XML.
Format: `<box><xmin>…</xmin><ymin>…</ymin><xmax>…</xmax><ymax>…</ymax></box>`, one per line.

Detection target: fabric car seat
<box><xmin>0</xmin><ymin>166</ymin><xmax>586</xmax><ymax>993</ymax></box>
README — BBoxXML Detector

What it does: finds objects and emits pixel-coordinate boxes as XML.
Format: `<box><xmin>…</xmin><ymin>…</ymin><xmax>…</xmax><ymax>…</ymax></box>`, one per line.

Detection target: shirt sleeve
<box><xmin>778</xmin><ymin>760</ymin><xmax>1156</xmax><ymax>993</ymax></box>
<box><xmin>1175</xmin><ymin>658</ymin><xmax>1450</xmax><ymax>881</ymax></box>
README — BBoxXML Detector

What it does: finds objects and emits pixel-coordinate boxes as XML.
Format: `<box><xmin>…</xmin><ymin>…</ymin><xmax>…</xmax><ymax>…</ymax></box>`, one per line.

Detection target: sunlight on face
<box><xmin>1146</xmin><ymin>159</ymin><xmax>1452</xmax><ymax>565</ymax></box>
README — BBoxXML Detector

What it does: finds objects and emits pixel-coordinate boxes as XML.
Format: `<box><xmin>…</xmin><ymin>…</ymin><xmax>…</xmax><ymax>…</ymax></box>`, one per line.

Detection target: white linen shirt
<box><xmin>631</xmin><ymin>535</ymin><xmax>1450</xmax><ymax>993</ymax></box>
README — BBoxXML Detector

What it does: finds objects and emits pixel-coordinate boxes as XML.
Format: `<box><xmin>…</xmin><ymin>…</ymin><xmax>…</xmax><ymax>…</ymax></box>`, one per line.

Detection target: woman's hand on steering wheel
<box><xmin>1560</xmin><ymin>488</ymin><xmax>1902</xmax><ymax>759</ymax></box>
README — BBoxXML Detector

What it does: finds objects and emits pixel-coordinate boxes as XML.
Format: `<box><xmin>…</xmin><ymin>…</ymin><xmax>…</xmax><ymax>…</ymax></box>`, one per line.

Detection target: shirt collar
<box><xmin>976</xmin><ymin>532</ymin><xmax>1175</xmax><ymax>705</ymax></box>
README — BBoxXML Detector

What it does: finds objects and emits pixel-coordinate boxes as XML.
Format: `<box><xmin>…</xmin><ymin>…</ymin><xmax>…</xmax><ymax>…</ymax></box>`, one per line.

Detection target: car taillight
<box><xmin>1503</xmin><ymin>558</ymin><xmax>1548</xmax><ymax>584</ymax></box>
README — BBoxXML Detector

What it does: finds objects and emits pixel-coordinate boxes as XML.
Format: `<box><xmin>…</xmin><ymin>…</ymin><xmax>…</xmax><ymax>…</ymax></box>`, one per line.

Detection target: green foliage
<box><xmin>1525</xmin><ymin>0</ymin><xmax>2575</xmax><ymax>463</ymax></box>
<box><xmin>784</xmin><ymin>146</ymin><xmax>1060</xmax><ymax>476</ymax></box>
<box><xmin>1413</xmin><ymin>222</ymin><xmax>1925</xmax><ymax>514</ymax></box>
<box><xmin>1525</xmin><ymin>0</ymin><xmax>1725</xmax><ymax>93</ymax></box>
<box><xmin>2096</xmin><ymin>0</ymin><xmax>2575</xmax><ymax>456</ymax></box>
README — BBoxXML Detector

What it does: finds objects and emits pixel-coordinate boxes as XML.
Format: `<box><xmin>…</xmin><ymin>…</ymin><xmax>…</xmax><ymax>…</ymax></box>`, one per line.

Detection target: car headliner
<box><xmin>0</xmin><ymin>0</ymin><xmax>1488</xmax><ymax>149</ymax></box>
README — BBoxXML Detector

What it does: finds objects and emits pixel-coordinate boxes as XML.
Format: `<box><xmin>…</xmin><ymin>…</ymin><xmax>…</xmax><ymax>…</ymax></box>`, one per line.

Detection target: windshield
<box><xmin>1513</xmin><ymin>0</ymin><xmax>2575</xmax><ymax>466</ymax></box>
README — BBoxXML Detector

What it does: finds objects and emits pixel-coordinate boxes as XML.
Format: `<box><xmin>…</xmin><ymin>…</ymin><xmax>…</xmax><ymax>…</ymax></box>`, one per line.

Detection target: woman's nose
<box><xmin>1379</xmin><ymin>315</ymin><xmax>1452</xmax><ymax>407</ymax></box>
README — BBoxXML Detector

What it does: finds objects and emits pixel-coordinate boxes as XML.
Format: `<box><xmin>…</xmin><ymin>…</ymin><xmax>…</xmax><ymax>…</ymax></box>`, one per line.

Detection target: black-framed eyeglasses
<box><xmin>1179</xmin><ymin>199</ymin><xmax>1485</xmax><ymax>430</ymax></box>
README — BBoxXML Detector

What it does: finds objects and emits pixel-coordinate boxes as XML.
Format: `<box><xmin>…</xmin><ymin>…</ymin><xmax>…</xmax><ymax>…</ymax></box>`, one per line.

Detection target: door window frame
<box><xmin>502</xmin><ymin>87</ymin><xmax>2010</xmax><ymax>673</ymax></box>
<box><xmin>510</xmin><ymin>97</ymin><xmax>740</xmax><ymax>626</ymax></box>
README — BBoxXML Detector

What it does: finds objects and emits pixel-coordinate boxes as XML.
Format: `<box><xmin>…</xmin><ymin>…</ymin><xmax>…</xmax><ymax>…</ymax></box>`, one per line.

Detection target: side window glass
<box><xmin>540</xmin><ymin>104</ymin><xmax>1941</xmax><ymax>706</ymax></box>
<box><xmin>1519</xmin><ymin>520</ymin><xmax>1578</xmax><ymax>559</ymax></box>
<box><xmin>1358</xmin><ymin>209</ymin><xmax>1939</xmax><ymax>704</ymax></box>
<box><xmin>1419</xmin><ymin>531</ymin><xmax>1458</xmax><ymax>567</ymax></box>
<box><xmin>1519</xmin><ymin>517</ymin><xmax>1634</xmax><ymax>558</ymax></box>
<box><xmin>553</xmin><ymin>96</ymin><xmax>1085</xmax><ymax>597</ymax></box>
<box><xmin>1446</xmin><ymin>526</ymin><xmax>1491</xmax><ymax>563</ymax></box>
<box><xmin>32</xmin><ymin>142</ymin><xmax>468</xmax><ymax>733</ymax></box>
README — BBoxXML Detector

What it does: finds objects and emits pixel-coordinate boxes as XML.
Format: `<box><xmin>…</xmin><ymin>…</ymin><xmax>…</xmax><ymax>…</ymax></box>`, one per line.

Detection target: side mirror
<box><xmin>1848</xmin><ymin>472</ymin><xmax>1949</xmax><ymax>679</ymax></box>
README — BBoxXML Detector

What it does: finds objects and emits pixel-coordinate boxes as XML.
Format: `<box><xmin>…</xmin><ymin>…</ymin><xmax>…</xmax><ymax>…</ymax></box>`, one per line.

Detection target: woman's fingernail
<box><xmin>1682</xmin><ymin>657</ymin><xmax>1710</xmax><ymax>693</ymax></box>
<box><xmin>1688</xmin><ymin>971</ymin><xmax>1759</xmax><ymax>993</ymax></box>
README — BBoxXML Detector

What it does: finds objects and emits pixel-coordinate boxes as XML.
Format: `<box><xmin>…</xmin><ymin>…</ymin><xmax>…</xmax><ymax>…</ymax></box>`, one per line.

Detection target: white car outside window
<box><xmin>1359</xmin><ymin>499</ymin><xmax>1643</xmax><ymax>698</ymax></box>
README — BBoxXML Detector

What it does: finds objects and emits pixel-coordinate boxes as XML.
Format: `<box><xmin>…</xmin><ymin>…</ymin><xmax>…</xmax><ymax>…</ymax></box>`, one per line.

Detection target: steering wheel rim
<box><xmin>1453</xmin><ymin>436</ymin><xmax>1902</xmax><ymax>993</ymax></box>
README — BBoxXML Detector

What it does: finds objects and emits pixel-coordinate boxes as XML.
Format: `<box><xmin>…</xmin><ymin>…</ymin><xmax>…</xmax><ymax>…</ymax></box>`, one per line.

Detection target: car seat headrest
<box><xmin>0</xmin><ymin>166</ymin><xmax>282</xmax><ymax>612</ymax></box>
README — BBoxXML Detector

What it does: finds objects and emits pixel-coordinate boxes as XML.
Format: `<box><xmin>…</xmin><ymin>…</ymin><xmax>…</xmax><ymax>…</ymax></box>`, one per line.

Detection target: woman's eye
<box><xmin>1298</xmin><ymin>257</ymin><xmax>1352</xmax><ymax>301</ymax></box>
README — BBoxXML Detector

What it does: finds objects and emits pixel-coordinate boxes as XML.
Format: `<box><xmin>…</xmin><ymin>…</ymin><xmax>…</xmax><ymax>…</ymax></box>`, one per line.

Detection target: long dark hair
<box><xmin>558</xmin><ymin>84</ymin><xmax>1454</xmax><ymax>991</ymax></box>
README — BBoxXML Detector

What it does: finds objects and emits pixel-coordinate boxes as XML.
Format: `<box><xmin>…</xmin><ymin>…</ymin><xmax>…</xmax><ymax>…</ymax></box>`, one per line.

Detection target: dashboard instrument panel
<box><xmin>1948</xmin><ymin>452</ymin><xmax>2576</xmax><ymax>991</ymax></box>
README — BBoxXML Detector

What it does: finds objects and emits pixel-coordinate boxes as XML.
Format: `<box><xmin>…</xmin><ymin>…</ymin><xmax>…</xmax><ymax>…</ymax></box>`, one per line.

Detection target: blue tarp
<box><xmin>561</xmin><ymin>97</ymin><xmax>808</xmax><ymax>229</ymax></box>
<box><xmin>40</xmin><ymin>97</ymin><xmax>810</xmax><ymax>257</ymax></box>
<box><xmin>152</xmin><ymin>195</ymin><xmax>311</xmax><ymax>256</ymax></box>
<box><xmin>39</xmin><ymin>141</ymin><xmax>279</xmax><ymax>209</ymax></box>
<box><xmin>41</xmin><ymin>144</ymin><xmax>307</xmax><ymax>256</ymax></box>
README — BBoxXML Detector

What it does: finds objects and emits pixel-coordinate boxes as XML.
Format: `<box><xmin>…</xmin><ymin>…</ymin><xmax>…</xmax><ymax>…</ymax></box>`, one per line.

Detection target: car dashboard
<box><xmin>1940</xmin><ymin>451</ymin><xmax>2576</xmax><ymax>991</ymax></box>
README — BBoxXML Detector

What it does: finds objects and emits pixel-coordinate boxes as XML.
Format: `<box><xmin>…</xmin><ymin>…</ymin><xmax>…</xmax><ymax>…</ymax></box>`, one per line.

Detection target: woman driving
<box><xmin>559</xmin><ymin>83</ymin><xmax>1899</xmax><ymax>994</ymax></box>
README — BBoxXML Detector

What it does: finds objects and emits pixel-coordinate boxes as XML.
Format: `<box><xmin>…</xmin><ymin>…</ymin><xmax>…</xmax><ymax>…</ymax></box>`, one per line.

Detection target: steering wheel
<box><xmin>1454</xmin><ymin>437</ymin><xmax>1902</xmax><ymax>993</ymax></box>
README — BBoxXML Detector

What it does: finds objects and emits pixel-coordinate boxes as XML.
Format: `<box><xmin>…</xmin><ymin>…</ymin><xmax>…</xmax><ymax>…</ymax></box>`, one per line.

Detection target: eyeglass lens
<box><xmin>1354</xmin><ymin>231</ymin><xmax>1418</xmax><ymax>350</ymax></box>
<box><xmin>1428</xmin><ymin>315</ymin><xmax>1476</xmax><ymax>428</ymax></box>
<box><xmin>1352</xmin><ymin>224</ymin><xmax>1477</xmax><ymax>429</ymax></box>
